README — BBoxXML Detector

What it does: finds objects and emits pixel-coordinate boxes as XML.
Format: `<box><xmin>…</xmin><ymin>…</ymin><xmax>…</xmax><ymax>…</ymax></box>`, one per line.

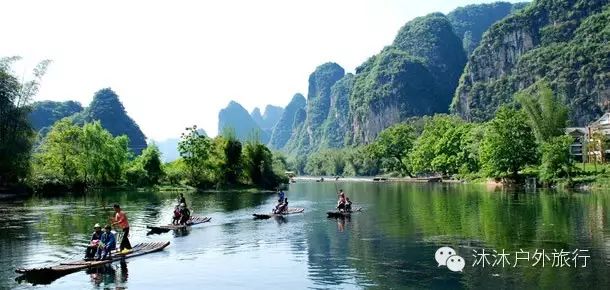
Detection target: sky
<box><xmin>1</xmin><ymin>0</ymin><xmax>522</xmax><ymax>140</ymax></box>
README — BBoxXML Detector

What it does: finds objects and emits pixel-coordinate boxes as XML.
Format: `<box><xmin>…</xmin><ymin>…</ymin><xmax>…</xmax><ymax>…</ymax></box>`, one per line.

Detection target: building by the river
<box><xmin>567</xmin><ymin>113</ymin><xmax>610</xmax><ymax>162</ymax></box>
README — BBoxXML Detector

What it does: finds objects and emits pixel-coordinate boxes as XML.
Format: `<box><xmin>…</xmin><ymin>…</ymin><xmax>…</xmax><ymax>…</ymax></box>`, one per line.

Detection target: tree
<box><xmin>539</xmin><ymin>135</ymin><xmax>573</xmax><ymax>183</ymax></box>
<box><xmin>34</xmin><ymin>120</ymin><xmax>130</xmax><ymax>187</ymax></box>
<box><xmin>344</xmin><ymin>146</ymin><xmax>380</xmax><ymax>176</ymax></box>
<box><xmin>141</xmin><ymin>145</ymin><xmax>163</xmax><ymax>185</ymax></box>
<box><xmin>34</xmin><ymin>119</ymin><xmax>83</xmax><ymax>184</ymax></box>
<box><xmin>126</xmin><ymin>144</ymin><xmax>164</xmax><ymax>187</ymax></box>
<box><xmin>409</xmin><ymin>115</ymin><xmax>476</xmax><ymax>175</ymax></box>
<box><xmin>0</xmin><ymin>57</ymin><xmax>50</xmax><ymax>184</ymax></box>
<box><xmin>369</xmin><ymin>123</ymin><xmax>416</xmax><ymax>176</ymax></box>
<box><xmin>243</xmin><ymin>138</ymin><xmax>283</xmax><ymax>189</ymax></box>
<box><xmin>516</xmin><ymin>81</ymin><xmax>569</xmax><ymax>144</ymax></box>
<box><xmin>305</xmin><ymin>149</ymin><xmax>346</xmax><ymax>176</ymax></box>
<box><xmin>480</xmin><ymin>106</ymin><xmax>538</xmax><ymax>179</ymax></box>
<box><xmin>178</xmin><ymin>125</ymin><xmax>213</xmax><ymax>187</ymax></box>
<box><xmin>219</xmin><ymin>129</ymin><xmax>243</xmax><ymax>185</ymax></box>
<box><xmin>81</xmin><ymin>122</ymin><xmax>129</xmax><ymax>185</ymax></box>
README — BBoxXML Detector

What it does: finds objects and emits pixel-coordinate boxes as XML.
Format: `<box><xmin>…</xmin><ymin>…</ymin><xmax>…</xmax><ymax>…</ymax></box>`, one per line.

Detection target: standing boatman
<box><xmin>111</xmin><ymin>204</ymin><xmax>132</xmax><ymax>253</ymax></box>
<box><xmin>277</xmin><ymin>189</ymin><xmax>285</xmax><ymax>203</ymax></box>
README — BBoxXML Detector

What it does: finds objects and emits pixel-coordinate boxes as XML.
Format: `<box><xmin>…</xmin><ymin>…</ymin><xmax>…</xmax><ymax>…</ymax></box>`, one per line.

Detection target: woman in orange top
<box><xmin>112</xmin><ymin>204</ymin><xmax>132</xmax><ymax>252</ymax></box>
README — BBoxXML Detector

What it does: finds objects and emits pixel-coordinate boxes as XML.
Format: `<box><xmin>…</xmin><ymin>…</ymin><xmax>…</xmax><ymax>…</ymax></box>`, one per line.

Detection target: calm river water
<box><xmin>1</xmin><ymin>182</ymin><xmax>609</xmax><ymax>289</ymax></box>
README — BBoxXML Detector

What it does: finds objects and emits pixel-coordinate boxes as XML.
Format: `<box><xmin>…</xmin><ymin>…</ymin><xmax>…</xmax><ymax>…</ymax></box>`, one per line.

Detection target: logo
<box><xmin>435</xmin><ymin>246</ymin><xmax>465</xmax><ymax>272</ymax></box>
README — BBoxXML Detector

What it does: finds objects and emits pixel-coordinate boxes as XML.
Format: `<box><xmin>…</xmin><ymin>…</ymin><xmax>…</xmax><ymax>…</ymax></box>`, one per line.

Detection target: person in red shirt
<box><xmin>112</xmin><ymin>204</ymin><xmax>132</xmax><ymax>252</ymax></box>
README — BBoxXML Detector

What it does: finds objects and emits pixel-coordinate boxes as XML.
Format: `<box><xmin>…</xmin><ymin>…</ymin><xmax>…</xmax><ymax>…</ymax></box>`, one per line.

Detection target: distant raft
<box><xmin>147</xmin><ymin>216</ymin><xmax>211</xmax><ymax>232</ymax></box>
<box><xmin>252</xmin><ymin>208</ymin><xmax>305</xmax><ymax>219</ymax></box>
<box><xmin>326</xmin><ymin>207</ymin><xmax>362</xmax><ymax>218</ymax></box>
<box><xmin>16</xmin><ymin>241</ymin><xmax>170</xmax><ymax>279</ymax></box>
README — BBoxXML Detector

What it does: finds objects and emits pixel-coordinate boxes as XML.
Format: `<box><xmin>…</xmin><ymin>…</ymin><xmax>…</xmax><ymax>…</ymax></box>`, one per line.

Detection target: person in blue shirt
<box><xmin>97</xmin><ymin>225</ymin><xmax>117</xmax><ymax>260</ymax></box>
<box><xmin>277</xmin><ymin>189</ymin><xmax>285</xmax><ymax>203</ymax></box>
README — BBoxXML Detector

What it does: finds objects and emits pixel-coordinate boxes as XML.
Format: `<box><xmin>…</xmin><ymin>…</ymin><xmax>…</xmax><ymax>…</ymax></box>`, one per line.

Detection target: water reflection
<box><xmin>87</xmin><ymin>260</ymin><xmax>128</xmax><ymax>288</ymax></box>
<box><xmin>1</xmin><ymin>184</ymin><xmax>609</xmax><ymax>289</ymax></box>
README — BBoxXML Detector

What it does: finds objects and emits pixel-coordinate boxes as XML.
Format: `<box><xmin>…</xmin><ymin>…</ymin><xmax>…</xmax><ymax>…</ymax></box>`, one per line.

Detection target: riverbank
<box><xmin>293</xmin><ymin>176</ymin><xmax>462</xmax><ymax>183</ymax></box>
<box><xmin>294</xmin><ymin>172</ymin><xmax>610</xmax><ymax>190</ymax></box>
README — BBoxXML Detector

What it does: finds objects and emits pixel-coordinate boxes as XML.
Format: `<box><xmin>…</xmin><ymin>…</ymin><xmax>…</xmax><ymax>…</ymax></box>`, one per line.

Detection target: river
<box><xmin>1</xmin><ymin>182</ymin><xmax>609</xmax><ymax>289</ymax></box>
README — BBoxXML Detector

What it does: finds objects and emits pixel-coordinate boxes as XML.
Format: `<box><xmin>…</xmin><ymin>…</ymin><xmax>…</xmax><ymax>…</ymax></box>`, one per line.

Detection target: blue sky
<box><xmin>1</xmin><ymin>0</ymin><xmax>524</xmax><ymax>140</ymax></box>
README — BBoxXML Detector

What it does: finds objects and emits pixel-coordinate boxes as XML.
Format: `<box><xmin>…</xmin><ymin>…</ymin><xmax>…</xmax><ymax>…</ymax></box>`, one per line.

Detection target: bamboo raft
<box><xmin>16</xmin><ymin>241</ymin><xmax>170</xmax><ymax>278</ymax></box>
<box><xmin>147</xmin><ymin>216</ymin><xmax>211</xmax><ymax>232</ymax></box>
<box><xmin>253</xmin><ymin>208</ymin><xmax>305</xmax><ymax>219</ymax></box>
<box><xmin>327</xmin><ymin>207</ymin><xmax>362</xmax><ymax>218</ymax></box>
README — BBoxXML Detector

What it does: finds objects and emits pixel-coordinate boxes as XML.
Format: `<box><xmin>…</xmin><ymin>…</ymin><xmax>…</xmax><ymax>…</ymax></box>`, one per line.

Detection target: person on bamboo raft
<box><xmin>178</xmin><ymin>193</ymin><xmax>187</xmax><ymax>207</ymax></box>
<box><xmin>337</xmin><ymin>191</ymin><xmax>347</xmax><ymax>212</ymax></box>
<box><xmin>178</xmin><ymin>203</ymin><xmax>191</xmax><ymax>225</ymax></box>
<box><xmin>112</xmin><ymin>204</ymin><xmax>132</xmax><ymax>253</ymax></box>
<box><xmin>84</xmin><ymin>223</ymin><xmax>103</xmax><ymax>260</ymax></box>
<box><xmin>96</xmin><ymin>225</ymin><xmax>117</xmax><ymax>260</ymax></box>
<box><xmin>277</xmin><ymin>189</ymin><xmax>285</xmax><ymax>203</ymax></box>
<box><xmin>273</xmin><ymin>198</ymin><xmax>288</xmax><ymax>214</ymax></box>
<box><xmin>345</xmin><ymin>197</ymin><xmax>352</xmax><ymax>212</ymax></box>
<box><xmin>172</xmin><ymin>205</ymin><xmax>181</xmax><ymax>225</ymax></box>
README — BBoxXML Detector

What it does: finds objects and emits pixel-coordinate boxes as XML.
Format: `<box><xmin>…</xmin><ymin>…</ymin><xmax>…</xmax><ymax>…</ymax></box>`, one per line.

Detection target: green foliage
<box><xmin>305</xmin><ymin>149</ymin><xmax>347</xmax><ymax>176</ymax></box>
<box><xmin>224</xmin><ymin>135</ymin><xmax>243</xmax><ymax>184</ymax></box>
<box><xmin>480</xmin><ymin>106</ymin><xmax>538</xmax><ymax>178</ymax></box>
<box><xmin>33</xmin><ymin>119</ymin><xmax>130</xmax><ymax>188</ymax></box>
<box><xmin>540</xmin><ymin>135</ymin><xmax>574</xmax><ymax>183</ymax></box>
<box><xmin>302</xmin><ymin>146</ymin><xmax>380</xmax><ymax>177</ymax></box>
<box><xmin>448</xmin><ymin>2</ymin><xmax>527</xmax><ymax>54</ymax></box>
<box><xmin>392</xmin><ymin>13</ymin><xmax>466</xmax><ymax>100</ymax></box>
<box><xmin>141</xmin><ymin>145</ymin><xmax>164</xmax><ymax>184</ymax></box>
<box><xmin>178</xmin><ymin>126</ymin><xmax>214</xmax><ymax>187</ymax></box>
<box><xmin>516</xmin><ymin>81</ymin><xmax>569</xmax><ymax>143</ymax></box>
<box><xmin>291</xmin><ymin>155</ymin><xmax>307</xmax><ymax>175</ymax></box>
<box><xmin>82</xmin><ymin>122</ymin><xmax>130</xmax><ymax>185</ymax></box>
<box><xmin>243</xmin><ymin>138</ymin><xmax>285</xmax><ymax>189</ymax></box>
<box><xmin>269</xmin><ymin>94</ymin><xmax>306</xmax><ymax>149</ymax></box>
<box><xmin>306</xmin><ymin>62</ymin><xmax>345</xmax><ymax>132</ymax></box>
<box><xmin>454</xmin><ymin>1</ymin><xmax>610</xmax><ymax>125</ymax></box>
<box><xmin>272</xmin><ymin>152</ymin><xmax>289</xmax><ymax>175</ymax></box>
<box><xmin>409</xmin><ymin>115</ymin><xmax>478</xmax><ymax>175</ymax></box>
<box><xmin>162</xmin><ymin>159</ymin><xmax>187</xmax><ymax>186</ymax></box>
<box><xmin>321</xmin><ymin>74</ymin><xmax>354</xmax><ymax>148</ymax></box>
<box><xmin>74</xmin><ymin>88</ymin><xmax>147</xmax><ymax>155</ymax></box>
<box><xmin>350</xmin><ymin>48</ymin><xmax>439</xmax><ymax>144</ymax></box>
<box><xmin>29</xmin><ymin>100</ymin><xmax>83</xmax><ymax>131</ymax></box>
<box><xmin>126</xmin><ymin>145</ymin><xmax>164</xmax><ymax>187</ymax></box>
<box><xmin>33</xmin><ymin>119</ymin><xmax>83</xmax><ymax>184</ymax></box>
<box><xmin>124</xmin><ymin>165</ymin><xmax>149</xmax><ymax>187</ymax></box>
<box><xmin>285</xmin><ymin>63</ymin><xmax>345</xmax><ymax>155</ymax></box>
<box><xmin>350</xmin><ymin>13</ymin><xmax>467</xmax><ymax>143</ymax></box>
<box><xmin>0</xmin><ymin>57</ymin><xmax>50</xmax><ymax>184</ymax></box>
<box><xmin>368</xmin><ymin>123</ymin><xmax>416</xmax><ymax>176</ymax></box>
<box><xmin>343</xmin><ymin>146</ymin><xmax>380</xmax><ymax>176</ymax></box>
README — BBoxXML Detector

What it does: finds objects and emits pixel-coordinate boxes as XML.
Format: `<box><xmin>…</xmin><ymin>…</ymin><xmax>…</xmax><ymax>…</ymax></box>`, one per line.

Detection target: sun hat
<box><xmin>94</xmin><ymin>223</ymin><xmax>101</xmax><ymax>228</ymax></box>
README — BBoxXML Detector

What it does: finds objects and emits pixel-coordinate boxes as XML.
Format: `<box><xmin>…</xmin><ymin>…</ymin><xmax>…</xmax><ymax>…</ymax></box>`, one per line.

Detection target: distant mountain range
<box><xmin>251</xmin><ymin>105</ymin><xmax>284</xmax><ymax>137</ymax></box>
<box><xmin>220</xmin><ymin>1</ymin><xmax>547</xmax><ymax>156</ymax></box>
<box><xmin>217</xmin><ymin>101</ymin><xmax>272</xmax><ymax>143</ymax></box>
